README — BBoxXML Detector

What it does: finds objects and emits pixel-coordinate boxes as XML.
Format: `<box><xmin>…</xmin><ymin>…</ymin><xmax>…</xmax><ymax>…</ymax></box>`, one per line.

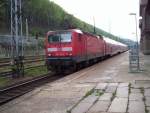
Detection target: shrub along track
<box><xmin>0</xmin><ymin>56</ymin><xmax>45</xmax><ymax>77</ymax></box>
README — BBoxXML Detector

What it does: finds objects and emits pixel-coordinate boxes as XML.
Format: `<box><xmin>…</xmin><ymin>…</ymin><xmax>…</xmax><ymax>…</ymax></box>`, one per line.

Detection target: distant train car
<box><xmin>45</xmin><ymin>29</ymin><xmax>127</xmax><ymax>73</ymax></box>
<box><xmin>103</xmin><ymin>37</ymin><xmax>128</xmax><ymax>56</ymax></box>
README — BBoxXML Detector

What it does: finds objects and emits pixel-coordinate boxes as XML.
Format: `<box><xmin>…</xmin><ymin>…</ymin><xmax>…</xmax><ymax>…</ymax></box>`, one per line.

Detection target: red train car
<box><xmin>45</xmin><ymin>29</ymin><xmax>127</xmax><ymax>72</ymax></box>
<box><xmin>104</xmin><ymin>37</ymin><xmax>127</xmax><ymax>56</ymax></box>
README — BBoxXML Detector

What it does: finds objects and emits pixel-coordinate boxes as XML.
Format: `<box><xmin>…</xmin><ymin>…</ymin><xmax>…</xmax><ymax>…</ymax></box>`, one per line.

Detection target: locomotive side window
<box><xmin>78</xmin><ymin>33</ymin><xmax>82</xmax><ymax>41</ymax></box>
<box><xmin>48</xmin><ymin>32</ymin><xmax>71</xmax><ymax>43</ymax></box>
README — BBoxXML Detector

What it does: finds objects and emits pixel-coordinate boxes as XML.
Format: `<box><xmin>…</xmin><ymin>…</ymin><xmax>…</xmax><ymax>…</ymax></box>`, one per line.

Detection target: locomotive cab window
<box><xmin>60</xmin><ymin>32</ymin><xmax>72</xmax><ymax>42</ymax></box>
<box><xmin>48</xmin><ymin>32</ymin><xmax>72</xmax><ymax>43</ymax></box>
<box><xmin>48</xmin><ymin>35</ymin><xmax>60</xmax><ymax>43</ymax></box>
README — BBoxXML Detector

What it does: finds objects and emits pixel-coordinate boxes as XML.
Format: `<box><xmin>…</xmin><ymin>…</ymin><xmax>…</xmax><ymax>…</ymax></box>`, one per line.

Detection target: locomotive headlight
<box><xmin>69</xmin><ymin>53</ymin><xmax>72</xmax><ymax>56</ymax></box>
<box><xmin>48</xmin><ymin>54</ymin><xmax>51</xmax><ymax>56</ymax></box>
<box><xmin>48</xmin><ymin>48</ymin><xmax>57</xmax><ymax>52</ymax></box>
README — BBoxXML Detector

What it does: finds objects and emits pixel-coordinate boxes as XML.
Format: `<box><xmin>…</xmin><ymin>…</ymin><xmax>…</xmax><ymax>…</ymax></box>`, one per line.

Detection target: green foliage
<box><xmin>94</xmin><ymin>89</ymin><xmax>104</xmax><ymax>96</ymax></box>
<box><xmin>0</xmin><ymin>0</ymin><xmax>9</xmax><ymax>29</ymax></box>
<box><xmin>0</xmin><ymin>0</ymin><xmax>134</xmax><ymax>45</ymax></box>
<box><xmin>111</xmin><ymin>92</ymin><xmax>116</xmax><ymax>101</ymax></box>
<box><xmin>24</xmin><ymin>65</ymin><xmax>48</xmax><ymax>77</ymax></box>
<box><xmin>0</xmin><ymin>77</ymin><xmax>10</xmax><ymax>88</ymax></box>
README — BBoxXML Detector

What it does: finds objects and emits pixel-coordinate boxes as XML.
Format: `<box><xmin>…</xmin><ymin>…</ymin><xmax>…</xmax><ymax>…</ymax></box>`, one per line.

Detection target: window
<box><xmin>48</xmin><ymin>32</ymin><xmax>72</xmax><ymax>43</ymax></box>
<box><xmin>48</xmin><ymin>35</ymin><xmax>60</xmax><ymax>43</ymax></box>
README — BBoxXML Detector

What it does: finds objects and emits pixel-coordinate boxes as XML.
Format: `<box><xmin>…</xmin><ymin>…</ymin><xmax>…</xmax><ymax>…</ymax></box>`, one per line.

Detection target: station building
<box><xmin>140</xmin><ymin>0</ymin><xmax>150</xmax><ymax>54</ymax></box>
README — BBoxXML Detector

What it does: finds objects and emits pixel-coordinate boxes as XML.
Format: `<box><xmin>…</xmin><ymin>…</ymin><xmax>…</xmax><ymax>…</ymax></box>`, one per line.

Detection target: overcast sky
<box><xmin>50</xmin><ymin>0</ymin><xmax>139</xmax><ymax>41</ymax></box>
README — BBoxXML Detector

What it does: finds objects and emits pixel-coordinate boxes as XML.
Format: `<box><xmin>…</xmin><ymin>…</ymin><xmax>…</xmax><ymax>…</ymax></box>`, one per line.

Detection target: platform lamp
<box><xmin>129</xmin><ymin>13</ymin><xmax>140</xmax><ymax>71</ymax></box>
<box><xmin>93</xmin><ymin>16</ymin><xmax>96</xmax><ymax>34</ymax></box>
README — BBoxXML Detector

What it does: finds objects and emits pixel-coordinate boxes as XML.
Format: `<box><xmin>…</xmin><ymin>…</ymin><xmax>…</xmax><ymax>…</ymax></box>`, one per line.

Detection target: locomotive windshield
<box><xmin>48</xmin><ymin>32</ymin><xmax>72</xmax><ymax>43</ymax></box>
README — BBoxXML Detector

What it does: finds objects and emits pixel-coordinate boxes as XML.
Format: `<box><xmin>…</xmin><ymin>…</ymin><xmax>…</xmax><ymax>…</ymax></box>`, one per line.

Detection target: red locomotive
<box><xmin>45</xmin><ymin>29</ymin><xmax>127</xmax><ymax>72</ymax></box>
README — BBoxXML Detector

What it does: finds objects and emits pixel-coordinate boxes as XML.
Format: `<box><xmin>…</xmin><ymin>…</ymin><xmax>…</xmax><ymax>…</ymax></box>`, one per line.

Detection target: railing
<box><xmin>0</xmin><ymin>35</ymin><xmax>45</xmax><ymax>58</ymax></box>
<box><xmin>129</xmin><ymin>46</ymin><xmax>140</xmax><ymax>72</ymax></box>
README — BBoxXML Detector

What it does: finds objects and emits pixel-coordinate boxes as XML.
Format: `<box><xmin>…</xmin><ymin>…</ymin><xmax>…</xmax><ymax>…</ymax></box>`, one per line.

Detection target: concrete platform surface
<box><xmin>1</xmin><ymin>52</ymin><xmax>150</xmax><ymax>113</ymax></box>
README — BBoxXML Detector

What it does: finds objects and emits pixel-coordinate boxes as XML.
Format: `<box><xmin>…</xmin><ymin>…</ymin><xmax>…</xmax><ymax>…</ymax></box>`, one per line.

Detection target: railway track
<box><xmin>0</xmin><ymin>71</ymin><xmax>12</xmax><ymax>77</ymax></box>
<box><xmin>0</xmin><ymin>55</ymin><xmax>44</xmax><ymax>63</ymax></box>
<box><xmin>0</xmin><ymin>73</ymin><xmax>61</xmax><ymax>105</ymax></box>
<box><xmin>0</xmin><ymin>57</ymin><xmax>45</xmax><ymax>68</ymax></box>
<box><xmin>0</xmin><ymin>56</ymin><xmax>45</xmax><ymax>77</ymax></box>
<box><xmin>0</xmin><ymin>54</ymin><xmax>117</xmax><ymax>106</ymax></box>
<box><xmin>0</xmin><ymin>64</ymin><xmax>45</xmax><ymax>77</ymax></box>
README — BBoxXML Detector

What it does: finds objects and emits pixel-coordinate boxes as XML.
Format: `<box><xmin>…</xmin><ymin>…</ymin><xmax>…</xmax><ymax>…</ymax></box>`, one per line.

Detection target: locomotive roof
<box><xmin>47</xmin><ymin>29</ymin><xmax>83</xmax><ymax>34</ymax></box>
<box><xmin>47</xmin><ymin>28</ymin><xmax>100</xmax><ymax>37</ymax></box>
<box><xmin>104</xmin><ymin>37</ymin><xmax>127</xmax><ymax>47</ymax></box>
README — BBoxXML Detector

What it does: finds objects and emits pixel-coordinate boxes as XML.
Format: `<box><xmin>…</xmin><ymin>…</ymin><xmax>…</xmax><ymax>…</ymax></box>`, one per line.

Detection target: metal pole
<box><xmin>19</xmin><ymin>0</ymin><xmax>23</xmax><ymax>56</ymax></box>
<box><xmin>36</xmin><ymin>36</ymin><xmax>39</xmax><ymax>55</ymax></box>
<box><xmin>15</xmin><ymin>0</ymin><xmax>19</xmax><ymax>57</ymax></box>
<box><xmin>108</xmin><ymin>18</ymin><xmax>111</xmax><ymax>33</ymax></box>
<box><xmin>26</xmin><ymin>18</ymin><xmax>29</xmax><ymax>39</ymax></box>
<box><xmin>11</xmin><ymin>0</ymin><xmax>24</xmax><ymax>77</ymax></box>
<box><xmin>10</xmin><ymin>0</ymin><xmax>13</xmax><ymax>60</ymax></box>
<box><xmin>93</xmin><ymin>16</ymin><xmax>96</xmax><ymax>34</ymax></box>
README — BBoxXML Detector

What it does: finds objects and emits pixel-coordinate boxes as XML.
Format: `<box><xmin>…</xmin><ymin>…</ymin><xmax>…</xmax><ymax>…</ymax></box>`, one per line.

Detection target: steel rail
<box><xmin>0</xmin><ymin>55</ymin><xmax>44</xmax><ymax>63</ymax></box>
<box><xmin>0</xmin><ymin>64</ymin><xmax>45</xmax><ymax>77</ymax></box>
<box><xmin>0</xmin><ymin>73</ymin><xmax>61</xmax><ymax>105</ymax></box>
<box><xmin>0</xmin><ymin>58</ymin><xmax>45</xmax><ymax>68</ymax></box>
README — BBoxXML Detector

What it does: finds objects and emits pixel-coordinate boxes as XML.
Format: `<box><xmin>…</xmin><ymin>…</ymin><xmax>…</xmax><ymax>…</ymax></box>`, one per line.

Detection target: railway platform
<box><xmin>0</xmin><ymin>52</ymin><xmax>150</xmax><ymax>113</ymax></box>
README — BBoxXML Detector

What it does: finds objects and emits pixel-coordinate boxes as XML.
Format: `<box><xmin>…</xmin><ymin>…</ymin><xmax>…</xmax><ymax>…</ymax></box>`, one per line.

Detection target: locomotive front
<box><xmin>45</xmin><ymin>30</ymin><xmax>75</xmax><ymax>72</ymax></box>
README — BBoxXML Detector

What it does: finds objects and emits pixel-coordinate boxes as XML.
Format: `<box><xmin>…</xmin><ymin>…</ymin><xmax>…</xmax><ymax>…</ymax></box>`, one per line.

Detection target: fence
<box><xmin>0</xmin><ymin>35</ymin><xmax>44</xmax><ymax>58</ymax></box>
<box><xmin>129</xmin><ymin>45</ymin><xmax>140</xmax><ymax>72</ymax></box>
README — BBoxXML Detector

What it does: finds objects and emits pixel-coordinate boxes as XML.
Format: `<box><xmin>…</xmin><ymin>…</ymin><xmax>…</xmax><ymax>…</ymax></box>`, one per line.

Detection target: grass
<box><xmin>83</xmin><ymin>88</ymin><xmax>95</xmax><ymax>99</ymax></box>
<box><xmin>126</xmin><ymin>83</ymin><xmax>131</xmax><ymax>113</ymax></box>
<box><xmin>144</xmin><ymin>98</ymin><xmax>149</xmax><ymax>113</ymax></box>
<box><xmin>0</xmin><ymin>61</ymin><xmax>44</xmax><ymax>73</ymax></box>
<box><xmin>139</xmin><ymin>87</ymin><xmax>149</xmax><ymax>113</ymax></box>
<box><xmin>67</xmin><ymin>87</ymin><xmax>106</xmax><ymax>113</ymax></box>
<box><xmin>128</xmin><ymin>83</ymin><xmax>131</xmax><ymax>94</ymax></box>
<box><xmin>94</xmin><ymin>89</ymin><xmax>104</xmax><ymax>96</ymax></box>
<box><xmin>0</xmin><ymin>77</ymin><xmax>10</xmax><ymax>88</ymax></box>
<box><xmin>67</xmin><ymin>88</ymin><xmax>95</xmax><ymax>113</ymax></box>
<box><xmin>140</xmin><ymin>87</ymin><xmax>144</xmax><ymax>94</ymax></box>
<box><xmin>0</xmin><ymin>66</ymin><xmax>11</xmax><ymax>73</ymax></box>
<box><xmin>24</xmin><ymin>65</ymin><xmax>49</xmax><ymax>77</ymax></box>
<box><xmin>145</xmin><ymin>108</ymin><xmax>149</xmax><ymax>113</ymax></box>
<box><xmin>111</xmin><ymin>91</ymin><xmax>116</xmax><ymax>102</ymax></box>
<box><xmin>0</xmin><ymin>65</ymin><xmax>49</xmax><ymax>88</ymax></box>
<box><xmin>143</xmin><ymin>96</ymin><xmax>146</xmax><ymax>102</ymax></box>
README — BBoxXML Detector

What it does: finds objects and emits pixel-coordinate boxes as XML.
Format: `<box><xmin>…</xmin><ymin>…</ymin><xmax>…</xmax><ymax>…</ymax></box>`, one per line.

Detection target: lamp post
<box><xmin>129</xmin><ymin>13</ymin><xmax>140</xmax><ymax>71</ymax></box>
<box><xmin>93</xmin><ymin>16</ymin><xmax>96</xmax><ymax>34</ymax></box>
